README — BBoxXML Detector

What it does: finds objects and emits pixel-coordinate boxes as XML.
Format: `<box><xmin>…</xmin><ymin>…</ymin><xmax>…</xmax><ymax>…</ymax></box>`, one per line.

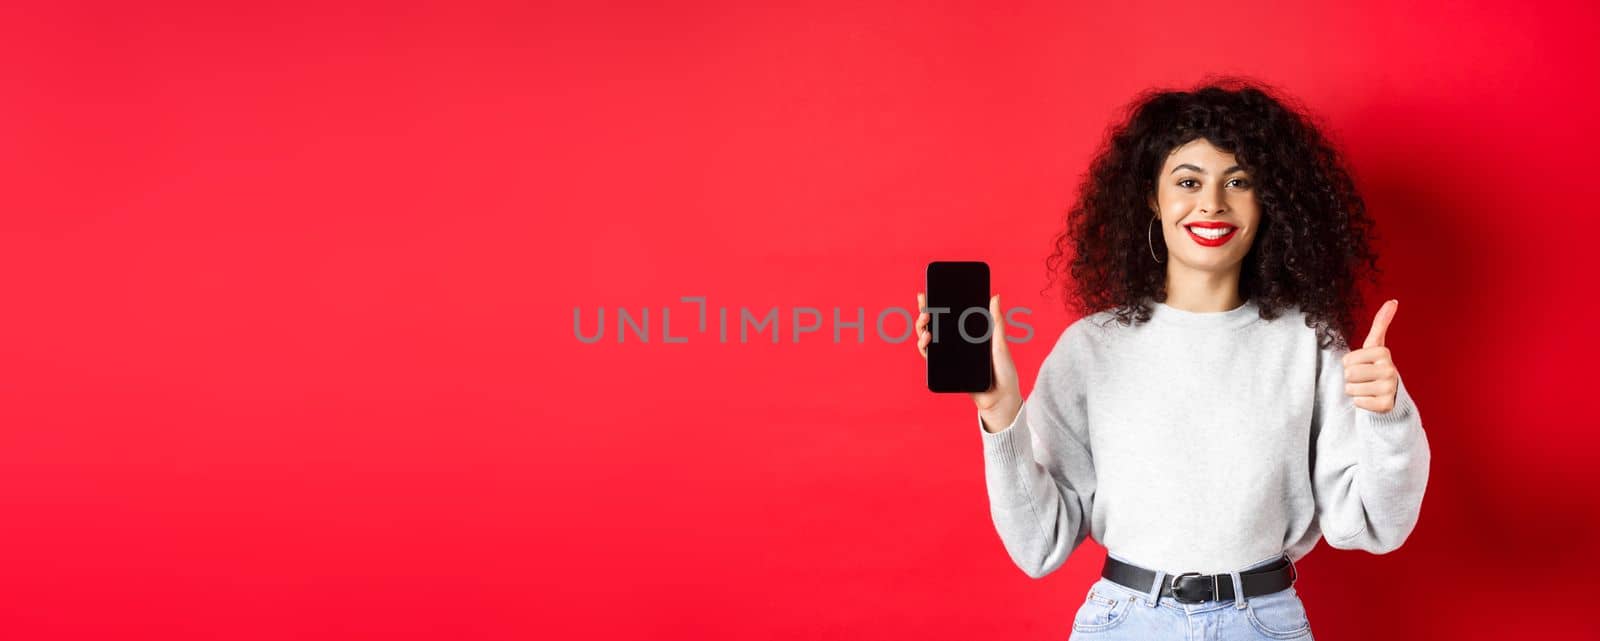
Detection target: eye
<box><xmin>1227</xmin><ymin>178</ymin><xmax>1252</xmax><ymax>189</ymax></box>
<box><xmin>1177</xmin><ymin>178</ymin><xmax>1200</xmax><ymax>189</ymax></box>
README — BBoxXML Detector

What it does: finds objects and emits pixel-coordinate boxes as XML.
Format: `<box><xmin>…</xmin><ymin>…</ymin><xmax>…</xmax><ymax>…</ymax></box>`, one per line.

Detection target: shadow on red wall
<box><xmin>1291</xmin><ymin>87</ymin><xmax>1598</xmax><ymax>638</ymax></box>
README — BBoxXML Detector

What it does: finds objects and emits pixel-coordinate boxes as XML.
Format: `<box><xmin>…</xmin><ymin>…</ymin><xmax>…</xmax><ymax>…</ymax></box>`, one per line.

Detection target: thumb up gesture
<box><xmin>1342</xmin><ymin>299</ymin><xmax>1403</xmax><ymax>414</ymax></box>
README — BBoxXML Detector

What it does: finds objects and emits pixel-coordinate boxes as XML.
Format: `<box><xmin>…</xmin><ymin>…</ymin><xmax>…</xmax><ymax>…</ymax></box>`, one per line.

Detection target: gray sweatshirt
<box><xmin>978</xmin><ymin>297</ymin><xmax>1430</xmax><ymax>577</ymax></box>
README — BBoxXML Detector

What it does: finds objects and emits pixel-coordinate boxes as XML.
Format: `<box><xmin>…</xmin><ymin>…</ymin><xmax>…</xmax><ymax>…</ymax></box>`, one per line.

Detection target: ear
<box><xmin>1147</xmin><ymin>193</ymin><xmax>1159</xmax><ymax>216</ymax></box>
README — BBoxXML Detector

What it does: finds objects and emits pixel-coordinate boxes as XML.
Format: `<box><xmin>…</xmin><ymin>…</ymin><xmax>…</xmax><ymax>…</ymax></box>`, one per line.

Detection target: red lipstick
<box><xmin>1184</xmin><ymin>221</ymin><xmax>1238</xmax><ymax>247</ymax></box>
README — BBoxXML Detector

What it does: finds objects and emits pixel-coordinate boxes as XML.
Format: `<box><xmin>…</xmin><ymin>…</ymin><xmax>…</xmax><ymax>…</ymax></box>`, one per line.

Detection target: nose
<box><xmin>1200</xmin><ymin>183</ymin><xmax>1227</xmax><ymax>215</ymax></box>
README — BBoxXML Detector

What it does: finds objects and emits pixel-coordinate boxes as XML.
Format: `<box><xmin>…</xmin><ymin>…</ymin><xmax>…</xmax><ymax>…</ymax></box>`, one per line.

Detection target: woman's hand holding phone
<box><xmin>917</xmin><ymin>292</ymin><xmax>1022</xmax><ymax>433</ymax></box>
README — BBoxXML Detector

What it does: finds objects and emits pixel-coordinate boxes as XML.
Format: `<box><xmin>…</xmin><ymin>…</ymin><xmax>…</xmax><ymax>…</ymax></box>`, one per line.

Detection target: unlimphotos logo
<box><xmin>574</xmin><ymin>296</ymin><xmax>1034</xmax><ymax>344</ymax></box>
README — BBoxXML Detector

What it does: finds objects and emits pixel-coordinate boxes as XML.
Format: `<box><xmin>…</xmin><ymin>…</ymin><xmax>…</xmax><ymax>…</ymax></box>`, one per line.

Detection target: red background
<box><xmin>3</xmin><ymin>1</ymin><xmax>1597</xmax><ymax>639</ymax></box>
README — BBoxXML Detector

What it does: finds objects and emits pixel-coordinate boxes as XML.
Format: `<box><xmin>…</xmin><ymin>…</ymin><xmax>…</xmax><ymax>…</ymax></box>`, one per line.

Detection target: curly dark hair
<box><xmin>1044</xmin><ymin>76</ymin><xmax>1381</xmax><ymax>351</ymax></box>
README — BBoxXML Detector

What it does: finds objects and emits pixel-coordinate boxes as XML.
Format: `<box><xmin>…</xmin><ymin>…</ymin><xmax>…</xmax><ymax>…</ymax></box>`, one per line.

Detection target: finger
<box><xmin>1363</xmin><ymin>299</ymin><xmax>1398</xmax><ymax>349</ymax></box>
<box><xmin>918</xmin><ymin>328</ymin><xmax>930</xmax><ymax>358</ymax></box>
<box><xmin>1342</xmin><ymin>346</ymin><xmax>1392</xmax><ymax>368</ymax></box>
<box><xmin>1353</xmin><ymin>396</ymin><xmax>1395</xmax><ymax>414</ymax></box>
<box><xmin>1345</xmin><ymin>380</ymin><xmax>1396</xmax><ymax>397</ymax></box>
<box><xmin>990</xmin><ymin>295</ymin><xmax>1008</xmax><ymax>354</ymax></box>
<box><xmin>915</xmin><ymin>292</ymin><xmax>929</xmax><ymax>335</ymax></box>
<box><xmin>1342</xmin><ymin>362</ymin><xmax>1393</xmax><ymax>383</ymax></box>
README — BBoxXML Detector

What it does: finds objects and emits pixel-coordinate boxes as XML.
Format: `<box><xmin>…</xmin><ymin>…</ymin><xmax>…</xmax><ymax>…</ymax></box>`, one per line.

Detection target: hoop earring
<box><xmin>1147</xmin><ymin>216</ymin><xmax>1165</xmax><ymax>263</ymax></box>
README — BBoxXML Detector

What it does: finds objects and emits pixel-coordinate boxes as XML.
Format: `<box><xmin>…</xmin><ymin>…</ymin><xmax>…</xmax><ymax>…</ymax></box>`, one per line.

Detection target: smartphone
<box><xmin>925</xmin><ymin>261</ymin><xmax>993</xmax><ymax>393</ymax></box>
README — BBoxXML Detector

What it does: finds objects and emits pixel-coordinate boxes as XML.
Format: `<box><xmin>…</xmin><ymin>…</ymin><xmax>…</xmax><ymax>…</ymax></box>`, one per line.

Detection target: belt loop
<box><xmin>1145</xmin><ymin>570</ymin><xmax>1165</xmax><ymax>608</ymax></box>
<box><xmin>1229</xmin><ymin>570</ymin><xmax>1245</xmax><ymax>609</ymax></box>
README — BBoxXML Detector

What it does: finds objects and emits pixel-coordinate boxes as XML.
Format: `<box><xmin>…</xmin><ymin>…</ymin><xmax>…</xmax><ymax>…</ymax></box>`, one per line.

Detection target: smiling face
<box><xmin>1148</xmin><ymin>138</ymin><xmax>1261</xmax><ymax>274</ymax></box>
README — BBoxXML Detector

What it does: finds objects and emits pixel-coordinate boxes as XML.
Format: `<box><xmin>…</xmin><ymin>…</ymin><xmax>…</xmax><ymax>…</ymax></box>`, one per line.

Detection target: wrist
<box><xmin>979</xmin><ymin>397</ymin><xmax>1022</xmax><ymax>433</ymax></box>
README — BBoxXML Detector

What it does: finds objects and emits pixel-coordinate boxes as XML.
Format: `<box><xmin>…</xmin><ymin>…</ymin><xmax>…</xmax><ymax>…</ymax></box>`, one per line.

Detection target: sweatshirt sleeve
<box><xmin>1309</xmin><ymin>342</ymin><xmax>1431</xmax><ymax>554</ymax></box>
<box><xmin>976</xmin><ymin>327</ymin><xmax>1096</xmax><ymax>579</ymax></box>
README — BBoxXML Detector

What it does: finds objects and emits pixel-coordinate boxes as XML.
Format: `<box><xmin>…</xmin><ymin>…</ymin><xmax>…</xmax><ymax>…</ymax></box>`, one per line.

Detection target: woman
<box><xmin>914</xmin><ymin>79</ymin><xmax>1430</xmax><ymax>640</ymax></box>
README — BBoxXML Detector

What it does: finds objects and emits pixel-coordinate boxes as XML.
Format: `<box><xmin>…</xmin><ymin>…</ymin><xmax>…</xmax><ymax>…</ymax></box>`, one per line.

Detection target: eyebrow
<box><xmin>1170</xmin><ymin>163</ymin><xmax>1245</xmax><ymax>175</ymax></box>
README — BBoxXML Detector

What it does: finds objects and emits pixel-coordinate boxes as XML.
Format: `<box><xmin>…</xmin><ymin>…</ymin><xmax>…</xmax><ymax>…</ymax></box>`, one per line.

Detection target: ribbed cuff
<box><xmin>1358</xmin><ymin>374</ymin><xmax>1422</xmax><ymax>447</ymax></box>
<box><xmin>978</xmin><ymin>401</ymin><xmax>1032</xmax><ymax>468</ymax></box>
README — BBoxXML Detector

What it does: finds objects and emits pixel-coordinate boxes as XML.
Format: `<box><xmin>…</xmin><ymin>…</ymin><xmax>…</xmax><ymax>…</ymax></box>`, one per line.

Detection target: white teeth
<box><xmin>1188</xmin><ymin>226</ymin><xmax>1234</xmax><ymax>239</ymax></box>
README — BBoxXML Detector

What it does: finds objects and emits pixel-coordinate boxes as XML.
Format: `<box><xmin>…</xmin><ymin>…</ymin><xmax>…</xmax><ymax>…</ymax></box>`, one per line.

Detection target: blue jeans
<box><xmin>1069</xmin><ymin>553</ymin><xmax>1314</xmax><ymax>640</ymax></box>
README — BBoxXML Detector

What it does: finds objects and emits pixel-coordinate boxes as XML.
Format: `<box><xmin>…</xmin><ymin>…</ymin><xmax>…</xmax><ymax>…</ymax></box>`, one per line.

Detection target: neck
<box><xmin>1162</xmin><ymin>264</ymin><xmax>1244</xmax><ymax>312</ymax></box>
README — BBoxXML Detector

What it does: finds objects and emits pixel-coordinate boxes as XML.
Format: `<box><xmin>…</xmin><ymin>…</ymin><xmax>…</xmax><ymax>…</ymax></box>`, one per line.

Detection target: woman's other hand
<box><xmin>917</xmin><ymin>292</ymin><xmax>1023</xmax><ymax>432</ymax></box>
<box><xmin>1343</xmin><ymin>299</ymin><xmax>1402</xmax><ymax>413</ymax></box>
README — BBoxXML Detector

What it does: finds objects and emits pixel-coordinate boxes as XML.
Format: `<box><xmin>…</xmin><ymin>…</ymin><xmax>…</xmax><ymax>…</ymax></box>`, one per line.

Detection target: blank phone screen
<box><xmin>925</xmin><ymin>261</ymin><xmax>992</xmax><ymax>393</ymax></box>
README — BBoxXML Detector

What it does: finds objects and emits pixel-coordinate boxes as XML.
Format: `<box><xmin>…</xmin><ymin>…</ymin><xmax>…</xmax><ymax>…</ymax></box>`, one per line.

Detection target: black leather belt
<box><xmin>1101</xmin><ymin>554</ymin><xmax>1297</xmax><ymax>604</ymax></box>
